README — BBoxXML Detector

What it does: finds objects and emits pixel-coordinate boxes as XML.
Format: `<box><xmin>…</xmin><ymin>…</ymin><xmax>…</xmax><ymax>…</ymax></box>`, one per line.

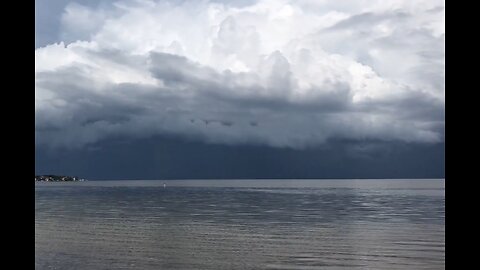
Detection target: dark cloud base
<box><xmin>35</xmin><ymin>135</ymin><xmax>444</xmax><ymax>180</ymax></box>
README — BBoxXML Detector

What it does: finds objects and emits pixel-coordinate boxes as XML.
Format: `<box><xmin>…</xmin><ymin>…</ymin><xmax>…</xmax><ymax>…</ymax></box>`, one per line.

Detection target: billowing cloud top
<box><xmin>35</xmin><ymin>0</ymin><xmax>445</xmax><ymax>149</ymax></box>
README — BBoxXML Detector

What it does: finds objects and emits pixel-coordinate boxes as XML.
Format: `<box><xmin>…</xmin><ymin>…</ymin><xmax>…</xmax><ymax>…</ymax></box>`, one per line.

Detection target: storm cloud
<box><xmin>35</xmin><ymin>0</ymin><xmax>444</xmax><ymax>150</ymax></box>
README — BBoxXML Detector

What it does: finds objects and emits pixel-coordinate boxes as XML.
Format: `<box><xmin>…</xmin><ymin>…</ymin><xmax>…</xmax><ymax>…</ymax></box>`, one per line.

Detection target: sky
<box><xmin>35</xmin><ymin>0</ymin><xmax>445</xmax><ymax>179</ymax></box>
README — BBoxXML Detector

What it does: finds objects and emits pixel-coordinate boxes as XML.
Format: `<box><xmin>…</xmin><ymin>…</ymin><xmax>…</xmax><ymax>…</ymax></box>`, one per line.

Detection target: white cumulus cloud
<box><xmin>35</xmin><ymin>0</ymin><xmax>445</xmax><ymax>149</ymax></box>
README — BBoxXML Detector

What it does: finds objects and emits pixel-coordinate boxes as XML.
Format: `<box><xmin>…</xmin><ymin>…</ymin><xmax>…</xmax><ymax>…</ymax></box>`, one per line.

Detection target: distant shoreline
<box><xmin>35</xmin><ymin>175</ymin><xmax>86</xmax><ymax>182</ymax></box>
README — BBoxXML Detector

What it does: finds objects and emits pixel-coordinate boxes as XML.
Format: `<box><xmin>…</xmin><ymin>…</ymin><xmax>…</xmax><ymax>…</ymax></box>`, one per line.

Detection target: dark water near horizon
<box><xmin>35</xmin><ymin>179</ymin><xmax>445</xmax><ymax>269</ymax></box>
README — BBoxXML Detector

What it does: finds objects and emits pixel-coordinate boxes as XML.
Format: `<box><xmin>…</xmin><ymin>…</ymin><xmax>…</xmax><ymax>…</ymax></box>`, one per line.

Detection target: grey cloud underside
<box><xmin>35</xmin><ymin>51</ymin><xmax>443</xmax><ymax>149</ymax></box>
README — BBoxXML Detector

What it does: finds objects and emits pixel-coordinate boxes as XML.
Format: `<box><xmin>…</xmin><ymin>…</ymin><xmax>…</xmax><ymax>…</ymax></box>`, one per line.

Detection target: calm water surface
<box><xmin>35</xmin><ymin>179</ymin><xmax>445</xmax><ymax>270</ymax></box>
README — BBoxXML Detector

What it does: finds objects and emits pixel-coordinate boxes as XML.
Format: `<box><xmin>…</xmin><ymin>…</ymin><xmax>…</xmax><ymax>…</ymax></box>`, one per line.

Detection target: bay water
<box><xmin>35</xmin><ymin>179</ymin><xmax>445</xmax><ymax>269</ymax></box>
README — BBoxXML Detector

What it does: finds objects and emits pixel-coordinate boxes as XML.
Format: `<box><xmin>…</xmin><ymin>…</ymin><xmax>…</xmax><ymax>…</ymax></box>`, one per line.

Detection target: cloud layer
<box><xmin>35</xmin><ymin>0</ymin><xmax>445</xmax><ymax>149</ymax></box>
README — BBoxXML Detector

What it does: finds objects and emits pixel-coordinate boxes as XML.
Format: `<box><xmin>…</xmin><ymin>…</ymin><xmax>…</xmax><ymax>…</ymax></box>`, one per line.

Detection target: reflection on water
<box><xmin>35</xmin><ymin>180</ymin><xmax>445</xmax><ymax>270</ymax></box>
